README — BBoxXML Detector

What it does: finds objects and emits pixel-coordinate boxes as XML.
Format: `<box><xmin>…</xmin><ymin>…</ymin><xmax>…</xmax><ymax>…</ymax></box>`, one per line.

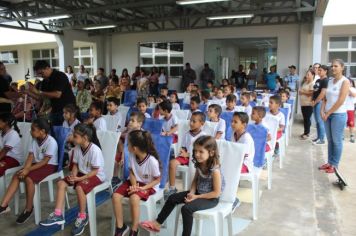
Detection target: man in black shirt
<box><xmin>0</xmin><ymin>74</ymin><xmax>11</xmax><ymax>113</ymax></box>
<box><xmin>234</xmin><ymin>65</ymin><xmax>247</xmax><ymax>89</ymax></box>
<box><xmin>29</xmin><ymin>60</ymin><xmax>76</xmax><ymax>125</ymax></box>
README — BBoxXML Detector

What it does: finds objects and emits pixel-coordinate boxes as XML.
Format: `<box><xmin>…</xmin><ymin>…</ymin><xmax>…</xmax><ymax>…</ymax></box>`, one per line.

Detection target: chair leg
<box><xmin>0</xmin><ymin>176</ymin><xmax>5</xmax><ymax>199</ymax></box>
<box><xmin>111</xmin><ymin>207</ymin><xmax>116</xmax><ymax>236</ymax></box>
<box><xmin>14</xmin><ymin>189</ymin><xmax>19</xmax><ymax>215</ymax></box>
<box><xmin>34</xmin><ymin>184</ymin><xmax>41</xmax><ymax>224</ymax></box>
<box><xmin>227</xmin><ymin>213</ymin><xmax>233</xmax><ymax>236</ymax></box>
<box><xmin>195</xmin><ymin>218</ymin><xmax>203</xmax><ymax>236</ymax></box>
<box><xmin>217</xmin><ymin>214</ymin><xmax>223</xmax><ymax>236</ymax></box>
<box><xmin>252</xmin><ymin>174</ymin><xmax>259</xmax><ymax>220</ymax></box>
<box><xmin>87</xmin><ymin>192</ymin><xmax>97</xmax><ymax>236</ymax></box>
<box><xmin>48</xmin><ymin>181</ymin><xmax>54</xmax><ymax>202</ymax></box>
<box><xmin>174</xmin><ymin>205</ymin><xmax>182</xmax><ymax>236</ymax></box>
<box><xmin>183</xmin><ymin>171</ymin><xmax>188</xmax><ymax>191</ymax></box>
<box><xmin>267</xmin><ymin>153</ymin><xmax>273</xmax><ymax>190</ymax></box>
<box><xmin>20</xmin><ymin>182</ymin><xmax>25</xmax><ymax>194</ymax></box>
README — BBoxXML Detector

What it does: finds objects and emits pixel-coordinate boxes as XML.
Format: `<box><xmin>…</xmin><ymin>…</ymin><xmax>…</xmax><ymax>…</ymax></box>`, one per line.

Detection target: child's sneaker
<box><xmin>0</xmin><ymin>205</ymin><xmax>10</xmax><ymax>215</ymax></box>
<box><xmin>40</xmin><ymin>212</ymin><xmax>65</xmax><ymax>226</ymax></box>
<box><xmin>129</xmin><ymin>229</ymin><xmax>139</xmax><ymax>236</ymax></box>
<box><xmin>71</xmin><ymin>216</ymin><xmax>89</xmax><ymax>236</ymax></box>
<box><xmin>325</xmin><ymin>166</ymin><xmax>335</xmax><ymax>174</ymax></box>
<box><xmin>115</xmin><ymin>224</ymin><xmax>130</xmax><ymax>236</ymax></box>
<box><xmin>16</xmin><ymin>208</ymin><xmax>33</xmax><ymax>224</ymax></box>
<box><xmin>314</xmin><ymin>140</ymin><xmax>326</xmax><ymax>145</ymax></box>
<box><xmin>164</xmin><ymin>188</ymin><xmax>177</xmax><ymax>200</ymax></box>
<box><xmin>311</xmin><ymin>138</ymin><xmax>319</xmax><ymax>144</ymax></box>
<box><xmin>350</xmin><ymin>135</ymin><xmax>355</xmax><ymax>143</ymax></box>
<box><xmin>318</xmin><ymin>163</ymin><xmax>331</xmax><ymax>170</ymax></box>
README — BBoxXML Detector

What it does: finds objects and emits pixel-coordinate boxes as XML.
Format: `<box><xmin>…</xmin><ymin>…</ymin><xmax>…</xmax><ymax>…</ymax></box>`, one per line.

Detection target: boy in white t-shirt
<box><xmin>187</xmin><ymin>96</ymin><xmax>201</xmax><ymax>120</ymax></box>
<box><xmin>159</xmin><ymin>100</ymin><xmax>178</xmax><ymax>143</ymax></box>
<box><xmin>212</xmin><ymin>88</ymin><xmax>226</xmax><ymax>107</ymax></box>
<box><xmin>137</xmin><ymin>97</ymin><xmax>152</xmax><ymax>118</ymax></box>
<box><xmin>267</xmin><ymin>95</ymin><xmax>285</xmax><ymax>156</ymax></box>
<box><xmin>207</xmin><ymin>104</ymin><xmax>226</xmax><ymax>140</ymax></box>
<box><xmin>164</xmin><ymin>112</ymin><xmax>206</xmax><ymax>199</ymax></box>
<box><xmin>87</xmin><ymin>101</ymin><xmax>107</xmax><ymax>131</ymax></box>
<box><xmin>240</xmin><ymin>92</ymin><xmax>253</xmax><ymax>117</ymax></box>
<box><xmin>223</xmin><ymin>94</ymin><xmax>240</xmax><ymax>112</ymax></box>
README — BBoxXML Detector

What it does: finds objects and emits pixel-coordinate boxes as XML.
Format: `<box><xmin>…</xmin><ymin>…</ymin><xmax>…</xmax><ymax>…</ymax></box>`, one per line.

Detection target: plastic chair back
<box><xmin>18</xmin><ymin>122</ymin><xmax>33</xmax><ymax>157</ymax></box>
<box><xmin>51</xmin><ymin>126</ymin><xmax>70</xmax><ymax>172</ymax></box>
<box><xmin>103</xmin><ymin>115</ymin><xmax>122</xmax><ymax>132</ymax></box>
<box><xmin>181</xmin><ymin>103</ymin><xmax>190</xmax><ymax>110</ymax></box>
<box><xmin>202</xmin><ymin>121</ymin><xmax>218</xmax><ymax>137</ymax></box>
<box><xmin>123</xmin><ymin>90</ymin><xmax>137</xmax><ymax>106</ymax></box>
<box><xmin>247</xmin><ymin>124</ymin><xmax>267</xmax><ymax>168</ymax></box>
<box><xmin>263</xmin><ymin>114</ymin><xmax>279</xmax><ymax>150</ymax></box>
<box><xmin>220</xmin><ymin>112</ymin><xmax>234</xmax><ymax>141</ymax></box>
<box><xmin>176</xmin><ymin>120</ymin><xmax>190</xmax><ymax>155</ymax></box>
<box><xmin>96</xmin><ymin>130</ymin><xmax>120</xmax><ymax>181</ymax></box>
<box><xmin>199</xmin><ymin>104</ymin><xmax>208</xmax><ymax>113</ymax></box>
<box><xmin>151</xmin><ymin>134</ymin><xmax>173</xmax><ymax>188</ymax></box>
<box><xmin>279</xmin><ymin>107</ymin><xmax>289</xmax><ymax>133</ymax></box>
<box><xmin>216</xmin><ymin>140</ymin><xmax>245</xmax><ymax>202</ymax></box>
<box><xmin>171</xmin><ymin>109</ymin><xmax>189</xmax><ymax>120</ymax></box>
<box><xmin>143</xmin><ymin>118</ymin><xmax>164</xmax><ymax>134</ymax></box>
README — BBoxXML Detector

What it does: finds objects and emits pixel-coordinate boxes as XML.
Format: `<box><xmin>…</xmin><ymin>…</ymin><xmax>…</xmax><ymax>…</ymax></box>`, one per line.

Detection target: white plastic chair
<box><xmin>171</xmin><ymin>110</ymin><xmax>189</xmax><ymax>120</ymax></box>
<box><xmin>283</xmin><ymin>103</ymin><xmax>292</xmax><ymax>146</ymax></box>
<box><xmin>78</xmin><ymin>130</ymin><xmax>120</xmax><ymax>236</ymax></box>
<box><xmin>103</xmin><ymin>114</ymin><xmax>122</xmax><ymax>132</ymax></box>
<box><xmin>174</xmin><ymin>140</ymin><xmax>245</xmax><ymax>236</ymax></box>
<box><xmin>278</xmin><ymin>107</ymin><xmax>290</xmax><ymax>169</ymax></box>
<box><xmin>263</xmin><ymin>114</ymin><xmax>279</xmax><ymax>190</ymax></box>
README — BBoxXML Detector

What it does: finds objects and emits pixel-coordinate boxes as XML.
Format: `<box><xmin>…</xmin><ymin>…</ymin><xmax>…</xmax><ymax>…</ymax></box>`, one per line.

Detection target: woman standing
<box><xmin>65</xmin><ymin>65</ymin><xmax>75</xmax><ymax>84</ymax></box>
<box><xmin>299</xmin><ymin>70</ymin><xmax>315</xmax><ymax>140</ymax></box>
<box><xmin>137</xmin><ymin>68</ymin><xmax>149</xmax><ymax>98</ymax></box>
<box><xmin>264</xmin><ymin>65</ymin><xmax>279</xmax><ymax>91</ymax></box>
<box><xmin>158</xmin><ymin>68</ymin><xmax>168</xmax><ymax>94</ymax></box>
<box><xmin>119</xmin><ymin>68</ymin><xmax>131</xmax><ymax>92</ymax></box>
<box><xmin>149</xmin><ymin>67</ymin><xmax>159</xmax><ymax>96</ymax></box>
<box><xmin>320</xmin><ymin>59</ymin><xmax>350</xmax><ymax>173</ymax></box>
<box><xmin>311</xmin><ymin>65</ymin><xmax>329</xmax><ymax>145</ymax></box>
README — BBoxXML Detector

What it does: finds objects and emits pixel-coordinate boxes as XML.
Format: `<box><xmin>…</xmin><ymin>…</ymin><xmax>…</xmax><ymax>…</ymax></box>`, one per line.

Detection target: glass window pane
<box><xmin>170</xmin><ymin>56</ymin><xmax>183</xmax><ymax>64</ymax></box>
<box><xmin>82</xmin><ymin>57</ymin><xmax>92</xmax><ymax>66</ymax></box>
<box><xmin>74</xmin><ymin>58</ymin><xmax>79</xmax><ymax>66</ymax></box>
<box><xmin>12</xmin><ymin>50</ymin><xmax>18</xmax><ymax>59</ymax></box>
<box><xmin>42</xmin><ymin>49</ymin><xmax>50</xmax><ymax>58</ymax></box>
<box><xmin>352</xmin><ymin>37</ymin><xmax>356</xmax><ymax>48</ymax></box>
<box><xmin>140</xmin><ymin>43</ymin><xmax>153</xmax><ymax>54</ymax></box>
<box><xmin>74</xmin><ymin>48</ymin><xmax>79</xmax><ymax>56</ymax></box>
<box><xmin>329</xmin><ymin>37</ymin><xmax>349</xmax><ymax>49</ymax></box>
<box><xmin>351</xmin><ymin>52</ymin><xmax>356</xmax><ymax>63</ymax></box>
<box><xmin>155</xmin><ymin>56</ymin><xmax>168</xmax><ymax>64</ymax></box>
<box><xmin>51</xmin><ymin>59</ymin><xmax>59</xmax><ymax>67</ymax></box>
<box><xmin>350</xmin><ymin>66</ymin><xmax>356</xmax><ymax>78</ymax></box>
<box><xmin>155</xmin><ymin>43</ymin><xmax>168</xmax><ymax>54</ymax></box>
<box><xmin>170</xmin><ymin>42</ymin><xmax>183</xmax><ymax>53</ymax></box>
<box><xmin>170</xmin><ymin>66</ymin><xmax>183</xmax><ymax>77</ymax></box>
<box><xmin>81</xmin><ymin>47</ymin><xmax>91</xmax><ymax>56</ymax></box>
<box><xmin>328</xmin><ymin>51</ymin><xmax>348</xmax><ymax>63</ymax></box>
<box><xmin>140</xmin><ymin>56</ymin><xmax>153</xmax><ymax>65</ymax></box>
<box><xmin>32</xmin><ymin>50</ymin><xmax>40</xmax><ymax>58</ymax></box>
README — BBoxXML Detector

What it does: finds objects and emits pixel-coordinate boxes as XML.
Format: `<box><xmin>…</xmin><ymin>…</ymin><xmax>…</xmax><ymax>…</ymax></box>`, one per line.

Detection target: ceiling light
<box><xmin>207</xmin><ymin>14</ymin><xmax>254</xmax><ymax>20</ymax></box>
<box><xmin>34</xmin><ymin>14</ymin><xmax>71</xmax><ymax>21</ymax></box>
<box><xmin>176</xmin><ymin>0</ymin><xmax>230</xmax><ymax>5</ymax></box>
<box><xmin>82</xmin><ymin>24</ymin><xmax>117</xmax><ymax>30</ymax></box>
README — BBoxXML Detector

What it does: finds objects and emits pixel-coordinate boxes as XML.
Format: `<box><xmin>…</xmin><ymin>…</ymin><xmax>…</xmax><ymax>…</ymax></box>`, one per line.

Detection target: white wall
<box><xmin>111</xmin><ymin>24</ymin><xmax>304</xmax><ymax>90</ymax></box>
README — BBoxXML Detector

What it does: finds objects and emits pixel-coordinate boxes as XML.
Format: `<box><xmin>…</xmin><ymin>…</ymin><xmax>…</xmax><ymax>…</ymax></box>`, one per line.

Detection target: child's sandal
<box><xmin>139</xmin><ymin>221</ymin><xmax>160</xmax><ymax>233</ymax></box>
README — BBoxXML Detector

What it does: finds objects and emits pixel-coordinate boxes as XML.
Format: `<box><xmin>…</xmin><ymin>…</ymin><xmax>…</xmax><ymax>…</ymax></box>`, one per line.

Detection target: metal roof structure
<box><xmin>0</xmin><ymin>0</ymin><xmax>328</xmax><ymax>35</ymax></box>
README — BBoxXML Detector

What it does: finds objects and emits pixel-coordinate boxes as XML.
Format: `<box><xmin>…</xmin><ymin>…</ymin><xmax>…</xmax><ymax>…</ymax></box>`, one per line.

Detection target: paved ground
<box><xmin>1</xmin><ymin>116</ymin><xmax>355</xmax><ymax>236</ymax></box>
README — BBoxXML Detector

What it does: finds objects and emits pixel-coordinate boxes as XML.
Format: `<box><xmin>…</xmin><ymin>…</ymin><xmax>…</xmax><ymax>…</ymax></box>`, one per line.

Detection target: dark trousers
<box><xmin>49</xmin><ymin>112</ymin><xmax>64</xmax><ymax>126</ymax></box>
<box><xmin>301</xmin><ymin>106</ymin><xmax>313</xmax><ymax>135</ymax></box>
<box><xmin>156</xmin><ymin>191</ymin><xmax>218</xmax><ymax>236</ymax></box>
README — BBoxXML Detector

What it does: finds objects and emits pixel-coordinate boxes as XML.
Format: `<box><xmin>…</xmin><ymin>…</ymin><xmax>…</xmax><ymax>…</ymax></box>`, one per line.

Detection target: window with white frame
<box><xmin>32</xmin><ymin>49</ymin><xmax>59</xmax><ymax>70</ymax></box>
<box><xmin>74</xmin><ymin>47</ymin><xmax>94</xmax><ymax>76</ymax></box>
<box><xmin>139</xmin><ymin>42</ymin><xmax>184</xmax><ymax>78</ymax></box>
<box><xmin>0</xmin><ymin>50</ymin><xmax>18</xmax><ymax>64</ymax></box>
<box><xmin>328</xmin><ymin>36</ymin><xmax>356</xmax><ymax>78</ymax></box>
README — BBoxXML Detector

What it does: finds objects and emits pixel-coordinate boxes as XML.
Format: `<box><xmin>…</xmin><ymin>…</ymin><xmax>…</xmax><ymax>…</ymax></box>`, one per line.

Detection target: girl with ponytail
<box><xmin>0</xmin><ymin>112</ymin><xmax>24</xmax><ymax>177</ymax></box>
<box><xmin>112</xmin><ymin>130</ymin><xmax>161</xmax><ymax>236</ymax></box>
<box><xmin>40</xmin><ymin>123</ymin><xmax>105</xmax><ymax>236</ymax></box>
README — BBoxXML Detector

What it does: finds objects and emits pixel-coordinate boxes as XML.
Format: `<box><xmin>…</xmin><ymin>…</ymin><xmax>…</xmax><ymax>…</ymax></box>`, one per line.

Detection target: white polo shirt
<box><xmin>267</xmin><ymin>111</ymin><xmax>285</xmax><ymax>128</ymax></box>
<box><xmin>172</xmin><ymin>103</ymin><xmax>181</xmax><ymax>110</ymax></box>
<box><xmin>63</xmin><ymin>119</ymin><xmax>80</xmax><ymax>135</ymax></box>
<box><xmin>187</xmin><ymin>109</ymin><xmax>201</xmax><ymax>120</ymax></box>
<box><xmin>129</xmin><ymin>154</ymin><xmax>160</xmax><ymax>191</ymax></box>
<box><xmin>211</xmin><ymin>118</ymin><xmax>226</xmax><ymax>139</ymax></box>
<box><xmin>0</xmin><ymin>129</ymin><xmax>24</xmax><ymax>164</ymax></box>
<box><xmin>231</xmin><ymin>131</ymin><xmax>255</xmax><ymax>170</ymax></box>
<box><xmin>244</xmin><ymin>105</ymin><xmax>253</xmax><ymax>117</ymax></box>
<box><xmin>162</xmin><ymin>114</ymin><xmax>178</xmax><ymax>134</ymax></box>
<box><xmin>93</xmin><ymin>116</ymin><xmax>107</xmax><ymax>131</ymax></box>
<box><xmin>29</xmin><ymin>135</ymin><xmax>58</xmax><ymax>165</ymax></box>
<box><xmin>72</xmin><ymin>143</ymin><xmax>105</xmax><ymax>182</ymax></box>
<box><xmin>181</xmin><ymin>130</ymin><xmax>206</xmax><ymax>154</ymax></box>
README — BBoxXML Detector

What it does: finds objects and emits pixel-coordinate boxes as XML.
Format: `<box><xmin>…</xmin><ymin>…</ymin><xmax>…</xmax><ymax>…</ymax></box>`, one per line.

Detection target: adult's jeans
<box><xmin>324</xmin><ymin>113</ymin><xmax>347</xmax><ymax>167</ymax></box>
<box><xmin>49</xmin><ymin>112</ymin><xmax>64</xmax><ymax>126</ymax></box>
<box><xmin>247</xmin><ymin>85</ymin><xmax>255</xmax><ymax>91</ymax></box>
<box><xmin>313</xmin><ymin>102</ymin><xmax>326</xmax><ymax>141</ymax></box>
<box><xmin>301</xmin><ymin>106</ymin><xmax>313</xmax><ymax>135</ymax></box>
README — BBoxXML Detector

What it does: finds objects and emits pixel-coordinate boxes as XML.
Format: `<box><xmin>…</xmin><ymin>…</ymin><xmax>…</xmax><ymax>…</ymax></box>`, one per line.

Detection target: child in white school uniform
<box><xmin>112</xmin><ymin>130</ymin><xmax>161</xmax><ymax>236</ymax></box>
<box><xmin>240</xmin><ymin>92</ymin><xmax>253</xmax><ymax>117</ymax></box>
<box><xmin>0</xmin><ymin>113</ymin><xmax>24</xmax><ymax>177</ymax></box>
<box><xmin>136</xmin><ymin>97</ymin><xmax>152</xmax><ymax>118</ymax></box>
<box><xmin>207</xmin><ymin>104</ymin><xmax>226</xmax><ymax>140</ymax></box>
<box><xmin>87</xmin><ymin>101</ymin><xmax>107</xmax><ymax>131</ymax></box>
<box><xmin>251</xmin><ymin>106</ymin><xmax>272</xmax><ymax>152</ymax></box>
<box><xmin>187</xmin><ymin>96</ymin><xmax>201</xmax><ymax>120</ymax></box>
<box><xmin>223</xmin><ymin>94</ymin><xmax>243</xmax><ymax>113</ymax></box>
<box><xmin>159</xmin><ymin>100</ymin><xmax>179</xmax><ymax>143</ymax></box>
<box><xmin>231</xmin><ymin>112</ymin><xmax>255</xmax><ymax>173</ymax></box>
<box><xmin>40</xmin><ymin>123</ymin><xmax>105</xmax><ymax>236</ymax></box>
<box><xmin>63</xmin><ymin>104</ymin><xmax>81</xmax><ymax>136</ymax></box>
<box><xmin>164</xmin><ymin>111</ymin><xmax>206</xmax><ymax>199</ymax></box>
<box><xmin>170</xmin><ymin>93</ymin><xmax>181</xmax><ymax>110</ymax></box>
<box><xmin>212</xmin><ymin>88</ymin><xmax>226</xmax><ymax>107</ymax></box>
<box><xmin>267</xmin><ymin>95</ymin><xmax>285</xmax><ymax>156</ymax></box>
<box><xmin>0</xmin><ymin>118</ymin><xmax>58</xmax><ymax>224</ymax></box>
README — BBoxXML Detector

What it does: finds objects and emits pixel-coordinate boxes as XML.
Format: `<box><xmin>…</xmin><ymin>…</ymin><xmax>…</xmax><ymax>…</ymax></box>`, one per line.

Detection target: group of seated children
<box><xmin>0</xmin><ymin>81</ymin><xmax>287</xmax><ymax>236</ymax></box>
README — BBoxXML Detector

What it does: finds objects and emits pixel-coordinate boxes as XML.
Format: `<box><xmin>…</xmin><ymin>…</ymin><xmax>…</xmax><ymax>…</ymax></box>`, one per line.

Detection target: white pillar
<box><xmin>312</xmin><ymin>17</ymin><xmax>323</xmax><ymax>63</ymax></box>
<box><xmin>55</xmin><ymin>34</ymin><xmax>74</xmax><ymax>72</ymax></box>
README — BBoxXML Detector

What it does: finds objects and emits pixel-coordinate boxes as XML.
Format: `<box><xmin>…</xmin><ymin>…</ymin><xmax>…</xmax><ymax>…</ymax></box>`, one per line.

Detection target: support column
<box><xmin>312</xmin><ymin>17</ymin><xmax>323</xmax><ymax>63</ymax></box>
<box><xmin>55</xmin><ymin>34</ymin><xmax>74</xmax><ymax>72</ymax></box>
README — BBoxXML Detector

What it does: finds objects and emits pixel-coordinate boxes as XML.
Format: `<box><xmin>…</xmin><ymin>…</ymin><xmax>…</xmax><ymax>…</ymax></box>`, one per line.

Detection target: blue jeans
<box><xmin>247</xmin><ymin>85</ymin><xmax>255</xmax><ymax>91</ymax></box>
<box><xmin>324</xmin><ymin>113</ymin><xmax>347</xmax><ymax>167</ymax></box>
<box><xmin>313</xmin><ymin>102</ymin><xmax>325</xmax><ymax>141</ymax></box>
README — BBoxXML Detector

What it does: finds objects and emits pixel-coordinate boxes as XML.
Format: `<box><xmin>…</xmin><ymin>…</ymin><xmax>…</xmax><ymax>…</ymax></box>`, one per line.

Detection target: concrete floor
<box><xmin>1</xmin><ymin>117</ymin><xmax>356</xmax><ymax>236</ymax></box>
